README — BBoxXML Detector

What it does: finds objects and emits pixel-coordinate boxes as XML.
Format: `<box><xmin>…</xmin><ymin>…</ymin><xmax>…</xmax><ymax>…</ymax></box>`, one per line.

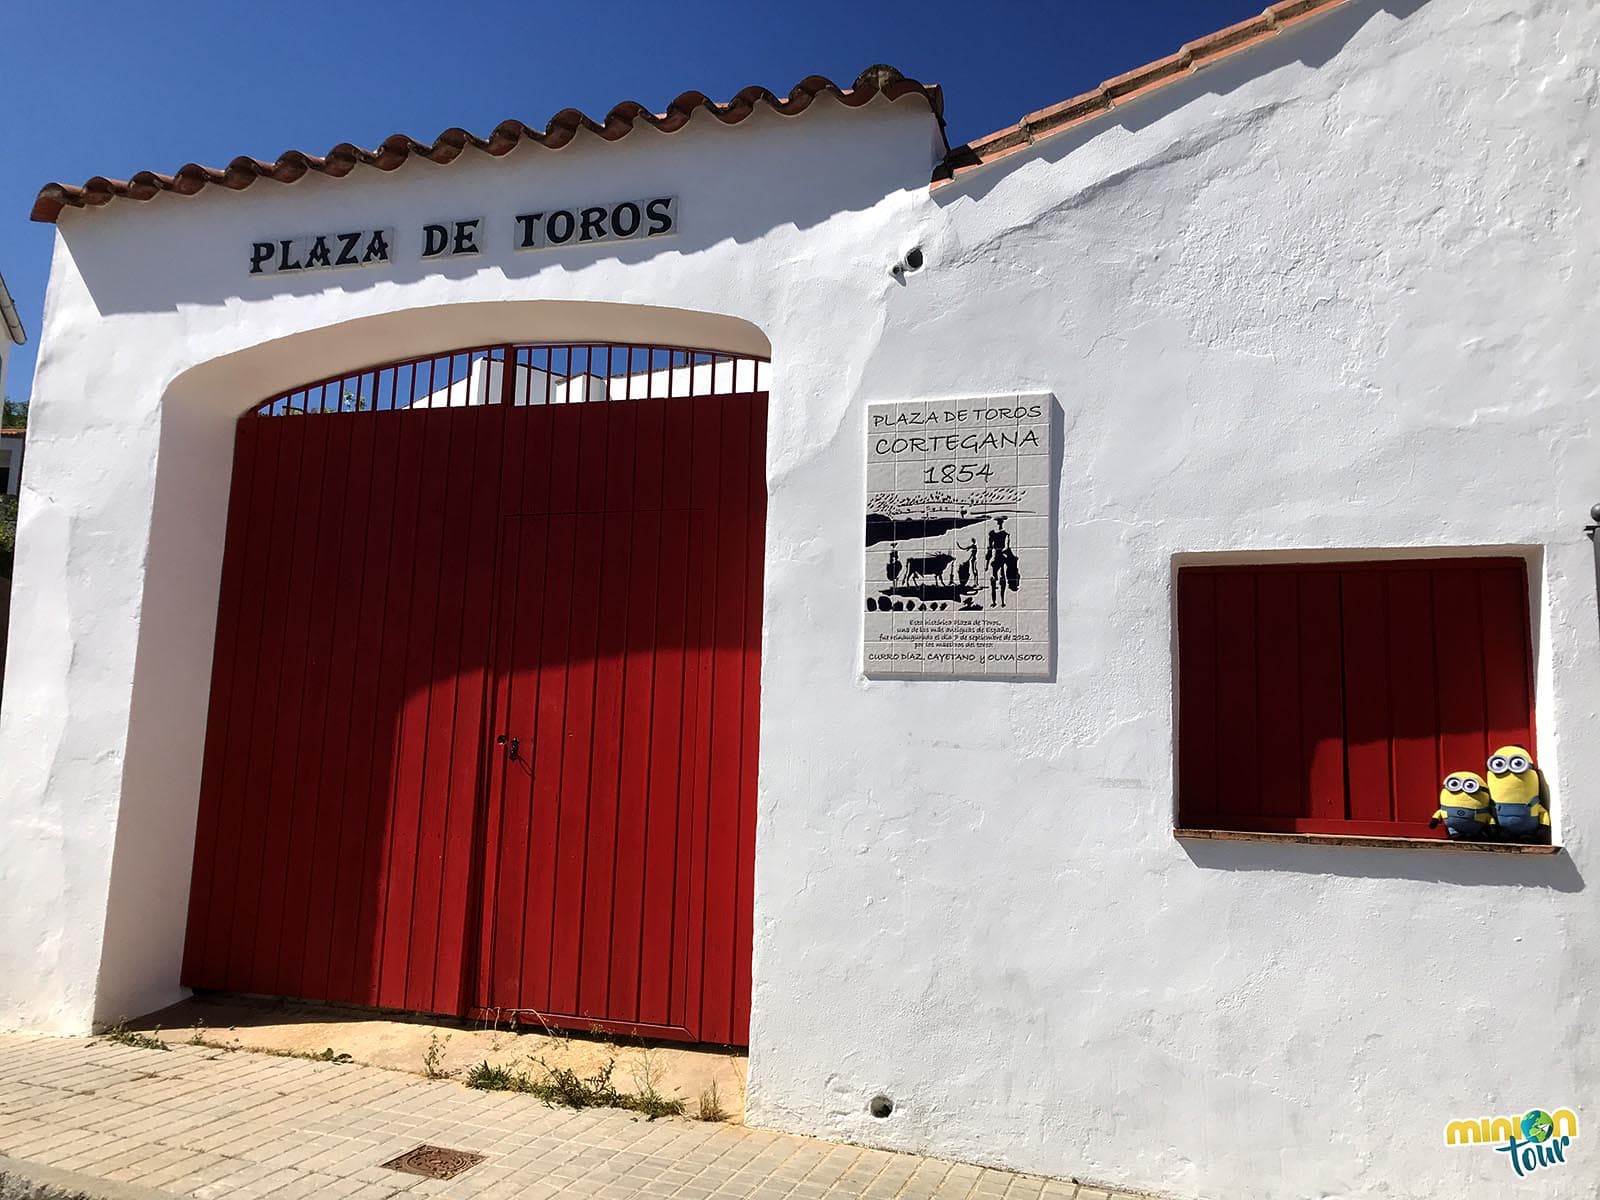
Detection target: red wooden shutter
<box><xmin>1176</xmin><ymin>559</ymin><xmax>1534</xmax><ymax>836</ymax></box>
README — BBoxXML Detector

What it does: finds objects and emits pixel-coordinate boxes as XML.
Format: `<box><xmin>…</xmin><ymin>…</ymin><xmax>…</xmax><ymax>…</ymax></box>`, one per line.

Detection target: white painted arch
<box><xmin>96</xmin><ymin>298</ymin><xmax>774</xmax><ymax>1027</ymax></box>
<box><xmin>185</xmin><ymin>300</ymin><xmax>773</xmax><ymax>410</ymax></box>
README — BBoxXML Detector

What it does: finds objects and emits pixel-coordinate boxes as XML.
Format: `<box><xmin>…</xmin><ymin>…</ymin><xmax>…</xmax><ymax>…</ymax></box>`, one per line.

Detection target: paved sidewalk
<box><xmin>0</xmin><ymin>1034</ymin><xmax>1147</xmax><ymax>1200</ymax></box>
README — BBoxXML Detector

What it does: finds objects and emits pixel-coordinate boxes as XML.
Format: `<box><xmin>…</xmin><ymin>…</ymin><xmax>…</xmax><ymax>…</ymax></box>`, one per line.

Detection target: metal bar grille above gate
<box><xmin>250</xmin><ymin>343</ymin><xmax>771</xmax><ymax>418</ymax></box>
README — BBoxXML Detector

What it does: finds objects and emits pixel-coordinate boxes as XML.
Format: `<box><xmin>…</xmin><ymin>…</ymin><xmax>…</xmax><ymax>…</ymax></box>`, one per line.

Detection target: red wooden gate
<box><xmin>181</xmin><ymin>345</ymin><xmax>766</xmax><ymax>1044</ymax></box>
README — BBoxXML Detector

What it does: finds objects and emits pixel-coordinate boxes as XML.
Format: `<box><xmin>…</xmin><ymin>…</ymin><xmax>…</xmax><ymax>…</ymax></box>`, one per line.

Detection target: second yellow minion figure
<box><xmin>1430</xmin><ymin>771</ymin><xmax>1496</xmax><ymax>840</ymax></box>
<box><xmin>1485</xmin><ymin>745</ymin><xmax>1551</xmax><ymax>842</ymax></box>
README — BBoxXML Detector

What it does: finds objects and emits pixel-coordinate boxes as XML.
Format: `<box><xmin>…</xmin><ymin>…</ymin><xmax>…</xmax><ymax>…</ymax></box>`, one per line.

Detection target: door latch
<box><xmin>496</xmin><ymin>734</ymin><xmax>520</xmax><ymax>761</ymax></box>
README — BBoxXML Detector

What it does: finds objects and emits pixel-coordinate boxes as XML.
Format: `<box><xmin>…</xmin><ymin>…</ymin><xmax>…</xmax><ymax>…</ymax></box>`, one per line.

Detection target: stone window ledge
<box><xmin>1174</xmin><ymin>828</ymin><xmax>1562</xmax><ymax>854</ymax></box>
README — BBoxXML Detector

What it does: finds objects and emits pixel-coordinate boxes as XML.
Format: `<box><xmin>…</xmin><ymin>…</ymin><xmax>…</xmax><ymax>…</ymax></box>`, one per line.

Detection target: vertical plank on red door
<box><xmin>515</xmin><ymin>394</ymin><xmax>584</xmax><ymax>1016</ymax></box>
<box><xmin>731</xmin><ymin>393</ymin><xmax>767</xmax><ymax>1043</ymax></box>
<box><xmin>519</xmin><ymin>512</ymin><xmax>575</xmax><ymax>1013</ymax></box>
<box><xmin>478</xmin><ymin>378</ymin><xmax>546</xmax><ymax>1008</ymax></box>
<box><xmin>1175</xmin><ymin>571</ymin><xmax>1219</xmax><ymax>828</ymax></box>
<box><xmin>282</xmin><ymin>412</ymin><xmax>363</xmax><ymax>999</ymax></box>
<box><xmin>1384</xmin><ymin>569</ymin><xmax>1439</xmax><ymax>827</ymax></box>
<box><xmin>1341</xmin><ymin>570</ymin><xmax>1394</xmax><ymax>825</ymax></box>
<box><xmin>1297</xmin><ymin>572</ymin><xmax>1347</xmax><ymax>823</ymax></box>
<box><xmin>578</xmin><ymin>401</ymin><xmax>640</xmax><ymax>1019</ymax></box>
<box><xmin>674</xmin><ymin>393</ymin><xmax>722</xmax><ymax>1034</ymax></box>
<box><xmin>437</xmin><ymin>408</ymin><xmax>505</xmax><ymax>1012</ymax></box>
<box><xmin>609</xmin><ymin>396</ymin><xmax>669</xmax><ymax>1025</ymax></box>
<box><xmin>1431</xmin><ymin>565</ymin><xmax>1490</xmax><ymax>823</ymax></box>
<box><xmin>369</xmin><ymin>407</ymin><xmax>434</xmax><ymax>1009</ymax></box>
<box><xmin>302</xmin><ymin>413</ymin><xmax>380</xmax><ymax>1001</ymax></box>
<box><xmin>699</xmin><ymin>392</ymin><xmax>752</xmax><ymax>1044</ymax></box>
<box><xmin>341</xmin><ymin>410</ymin><xmax>408</xmax><ymax>1005</ymax></box>
<box><xmin>479</xmin><ymin>517</ymin><xmax>525</xmax><ymax>1008</ymax></box>
<box><xmin>200</xmin><ymin>415</ymin><xmax>284</xmax><ymax>989</ymax></box>
<box><xmin>1479</xmin><ymin>563</ymin><xmax>1535</xmax><ymax>750</ymax></box>
<box><xmin>1254</xmin><ymin>572</ymin><xmax>1305</xmax><ymax>823</ymax></box>
<box><xmin>257</xmin><ymin>409</ymin><xmax>334</xmax><ymax>993</ymax></box>
<box><xmin>473</xmin><ymin>382</ymin><xmax>535</xmax><ymax>1010</ymax></box>
<box><xmin>213</xmin><ymin>415</ymin><xmax>295</xmax><ymax>989</ymax></box>
<box><xmin>182</xmin><ymin>417</ymin><xmax>261</xmax><ymax>986</ymax></box>
<box><xmin>548</xmin><ymin>397</ymin><xmax>610</xmax><ymax>1016</ymax></box>
<box><xmin>494</xmin><ymin>403</ymin><xmax>560</xmax><ymax>1013</ymax></box>
<box><xmin>575</xmin><ymin>494</ymin><xmax>629</xmax><ymax>1024</ymax></box>
<box><xmin>377</xmin><ymin>403</ymin><xmax>444</xmax><ymax>1009</ymax></box>
<box><xmin>638</xmin><ymin>394</ymin><xmax>695</xmax><ymax>1029</ymax></box>
<box><xmin>406</xmin><ymin>400</ymin><xmax>481</xmax><ymax>1013</ymax></box>
<box><xmin>1210</xmin><ymin>573</ymin><xmax>1259</xmax><ymax>828</ymax></box>
<box><xmin>233</xmin><ymin>410</ymin><xmax>327</xmax><ymax>989</ymax></box>
<box><xmin>609</xmin><ymin>506</ymin><xmax>663</xmax><ymax>1023</ymax></box>
<box><xmin>573</xmin><ymin>390</ymin><xmax>611</xmax><ymax>512</ymax></box>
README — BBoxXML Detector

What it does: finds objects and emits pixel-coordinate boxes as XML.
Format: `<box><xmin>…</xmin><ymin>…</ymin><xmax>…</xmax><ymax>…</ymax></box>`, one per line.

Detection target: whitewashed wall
<box><xmin>2</xmin><ymin>2</ymin><xmax>1597</xmax><ymax>1198</ymax></box>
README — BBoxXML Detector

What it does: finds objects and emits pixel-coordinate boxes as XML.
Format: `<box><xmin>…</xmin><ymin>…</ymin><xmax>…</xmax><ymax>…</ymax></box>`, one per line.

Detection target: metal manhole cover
<box><xmin>380</xmin><ymin>1144</ymin><xmax>486</xmax><ymax>1180</ymax></box>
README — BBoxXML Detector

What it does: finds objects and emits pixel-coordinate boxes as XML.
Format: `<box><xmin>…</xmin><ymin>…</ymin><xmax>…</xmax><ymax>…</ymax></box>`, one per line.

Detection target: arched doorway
<box><xmin>180</xmin><ymin>342</ymin><xmax>768</xmax><ymax>1045</ymax></box>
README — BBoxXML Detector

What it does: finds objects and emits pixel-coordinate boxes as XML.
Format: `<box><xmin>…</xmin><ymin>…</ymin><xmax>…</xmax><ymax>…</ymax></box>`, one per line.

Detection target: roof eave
<box><xmin>31</xmin><ymin>66</ymin><xmax>945</xmax><ymax>225</ymax></box>
<box><xmin>933</xmin><ymin>0</ymin><xmax>1351</xmax><ymax>187</ymax></box>
<box><xmin>0</xmin><ymin>271</ymin><xmax>24</xmax><ymax>346</ymax></box>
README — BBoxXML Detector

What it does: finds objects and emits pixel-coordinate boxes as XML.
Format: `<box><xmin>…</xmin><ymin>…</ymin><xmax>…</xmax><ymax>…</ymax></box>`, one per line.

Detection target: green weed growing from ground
<box><xmin>423</xmin><ymin>1031</ymin><xmax>451</xmax><ymax>1079</ymax></box>
<box><xmin>696</xmin><ymin>1080</ymin><xmax>728</xmax><ymax>1122</ymax></box>
<box><xmin>100</xmin><ymin>1023</ymin><xmax>169</xmax><ymax>1052</ymax></box>
<box><xmin>185</xmin><ymin>1033</ymin><xmax>352</xmax><ymax>1065</ymax></box>
<box><xmin>465</xmin><ymin>1056</ymin><xmax>684</xmax><ymax>1118</ymax></box>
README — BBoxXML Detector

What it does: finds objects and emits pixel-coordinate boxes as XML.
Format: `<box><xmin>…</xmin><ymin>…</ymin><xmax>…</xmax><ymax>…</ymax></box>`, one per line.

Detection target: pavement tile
<box><xmin>0</xmin><ymin>1033</ymin><xmax>1156</xmax><ymax>1200</ymax></box>
<box><xmin>15</xmin><ymin>1129</ymin><xmax>101</xmax><ymax>1164</ymax></box>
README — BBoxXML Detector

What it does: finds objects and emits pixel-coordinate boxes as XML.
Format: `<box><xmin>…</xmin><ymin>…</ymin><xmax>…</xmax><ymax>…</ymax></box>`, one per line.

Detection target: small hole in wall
<box><xmin>869</xmin><ymin>1095</ymin><xmax>894</xmax><ymax>1118</ymax></box>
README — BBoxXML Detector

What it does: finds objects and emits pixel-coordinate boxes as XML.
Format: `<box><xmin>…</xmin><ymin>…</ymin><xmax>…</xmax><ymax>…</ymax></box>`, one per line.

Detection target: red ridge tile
<box><xmin>31</xmin><ymin>66</ymin><xmax>945</xmax><ymax>223</ymax></box>
<box><xmin>933</xmin><ymin>0</ymin><xmax>1350</xmax><ymax>186</ymax></box>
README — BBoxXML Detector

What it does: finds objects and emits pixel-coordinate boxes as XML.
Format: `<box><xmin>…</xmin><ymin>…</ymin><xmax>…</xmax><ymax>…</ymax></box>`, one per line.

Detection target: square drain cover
<box><xmin>380</xmin><ymin>1144</ymin><xmax>486</xmax><ymax>1180</ymax></box>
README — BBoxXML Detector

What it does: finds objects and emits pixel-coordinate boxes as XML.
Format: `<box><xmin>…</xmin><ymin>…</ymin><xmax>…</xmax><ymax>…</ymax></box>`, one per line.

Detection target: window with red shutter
<box><xmin>1176</xmin><ymin>558</ymin><xmax>1535</xmax><ymax>837</ymax></box>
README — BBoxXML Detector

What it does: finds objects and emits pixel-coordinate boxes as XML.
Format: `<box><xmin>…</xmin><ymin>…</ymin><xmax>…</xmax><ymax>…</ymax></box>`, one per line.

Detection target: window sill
<box><xmin>1174</xmin><ymin>828</ymin><xmax>1562</xmax><ymax>854</ymax></box>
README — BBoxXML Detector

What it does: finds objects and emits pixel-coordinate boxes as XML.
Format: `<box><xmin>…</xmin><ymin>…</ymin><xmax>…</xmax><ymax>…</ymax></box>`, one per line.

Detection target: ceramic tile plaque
<box><xmin>863</xmin><ymin>395</ymin><xmax>1054</xmax><ymax>678</ymax></box>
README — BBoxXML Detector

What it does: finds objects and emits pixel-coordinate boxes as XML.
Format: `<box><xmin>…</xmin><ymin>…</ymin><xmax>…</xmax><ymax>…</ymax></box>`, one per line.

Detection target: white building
<box><xmin>0</xmin><ymin>431</ymin><xmax>20</xmax><ymax>500</ymax></box>
<box><xmin>0</xmin><ymin>270</ymin><xmax>24</xmax><ymax>497</ymax></box>
<box><xmin>0</xmin><ymin>269</ymin><xmax>22</xmax><ymax>401</ymax></box>
<box><xmin>2</xmin><ymin>3</ymin><xmax>1597</xmax><ymax>1198</ymax></box>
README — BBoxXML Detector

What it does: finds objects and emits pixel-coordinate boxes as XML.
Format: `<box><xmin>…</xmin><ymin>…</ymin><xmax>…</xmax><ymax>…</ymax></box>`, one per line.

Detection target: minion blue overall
<box><xmin>1429</xmin><ymin>771</ymin><xmax>1495</xmax><ymax>839</ymax></box>
<box><xmin>1485</xmin><ymin>746</ymin><xmax>1551</xmax><ymax>842</ymax></box>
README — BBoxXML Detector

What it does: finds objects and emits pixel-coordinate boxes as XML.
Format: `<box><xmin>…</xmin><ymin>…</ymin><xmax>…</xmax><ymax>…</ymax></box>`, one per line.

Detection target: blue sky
<box><xmin>0</xmin><ymin>0</ymin><xmax>1262</xmax><ymax>401</ymax></box>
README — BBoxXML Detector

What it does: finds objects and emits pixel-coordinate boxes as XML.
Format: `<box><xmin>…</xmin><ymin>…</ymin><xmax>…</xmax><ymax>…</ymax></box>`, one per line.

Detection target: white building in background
<box><xmin>0</xmin><ymin>270</ymin><xmax>22</xmax><ymax>406</ymax></box>
<box><xmin>0</xmin><ymin>431</ymin><xmax>20</xmax><ymax>499</ymax></box>
<box><xmin>0</xmin><ymin>271</ymin><xmax>24</xmax><ymax>497</ymax></box>
<box><xmin>2</xmin><ymin>3</ymin><xmax>1598</xmax><ymax>1199</ymax></box>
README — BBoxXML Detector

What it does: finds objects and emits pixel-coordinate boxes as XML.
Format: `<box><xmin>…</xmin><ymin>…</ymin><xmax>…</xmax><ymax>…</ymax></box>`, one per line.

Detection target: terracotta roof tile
<box><xmin>31</xmin><ymin>66</ymin><xmax>944</xmax><ymax>224</ymax></box>
<box><xmin>933</xmin><ymin>0</ymin><xmax>1351</xmax><ymax>186</ymax></box>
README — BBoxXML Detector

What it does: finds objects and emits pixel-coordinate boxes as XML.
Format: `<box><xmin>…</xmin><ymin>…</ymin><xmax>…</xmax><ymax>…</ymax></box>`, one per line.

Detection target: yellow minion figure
<box><xmin>1485</xmin><ymin>746</ymin><xmax>1551</xmax><ymax>842</ymax></box>
<box><xmin>1429</xmin><ymin>771</ymin><xmax>1496</xmax><ymax>839</ymax></box>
